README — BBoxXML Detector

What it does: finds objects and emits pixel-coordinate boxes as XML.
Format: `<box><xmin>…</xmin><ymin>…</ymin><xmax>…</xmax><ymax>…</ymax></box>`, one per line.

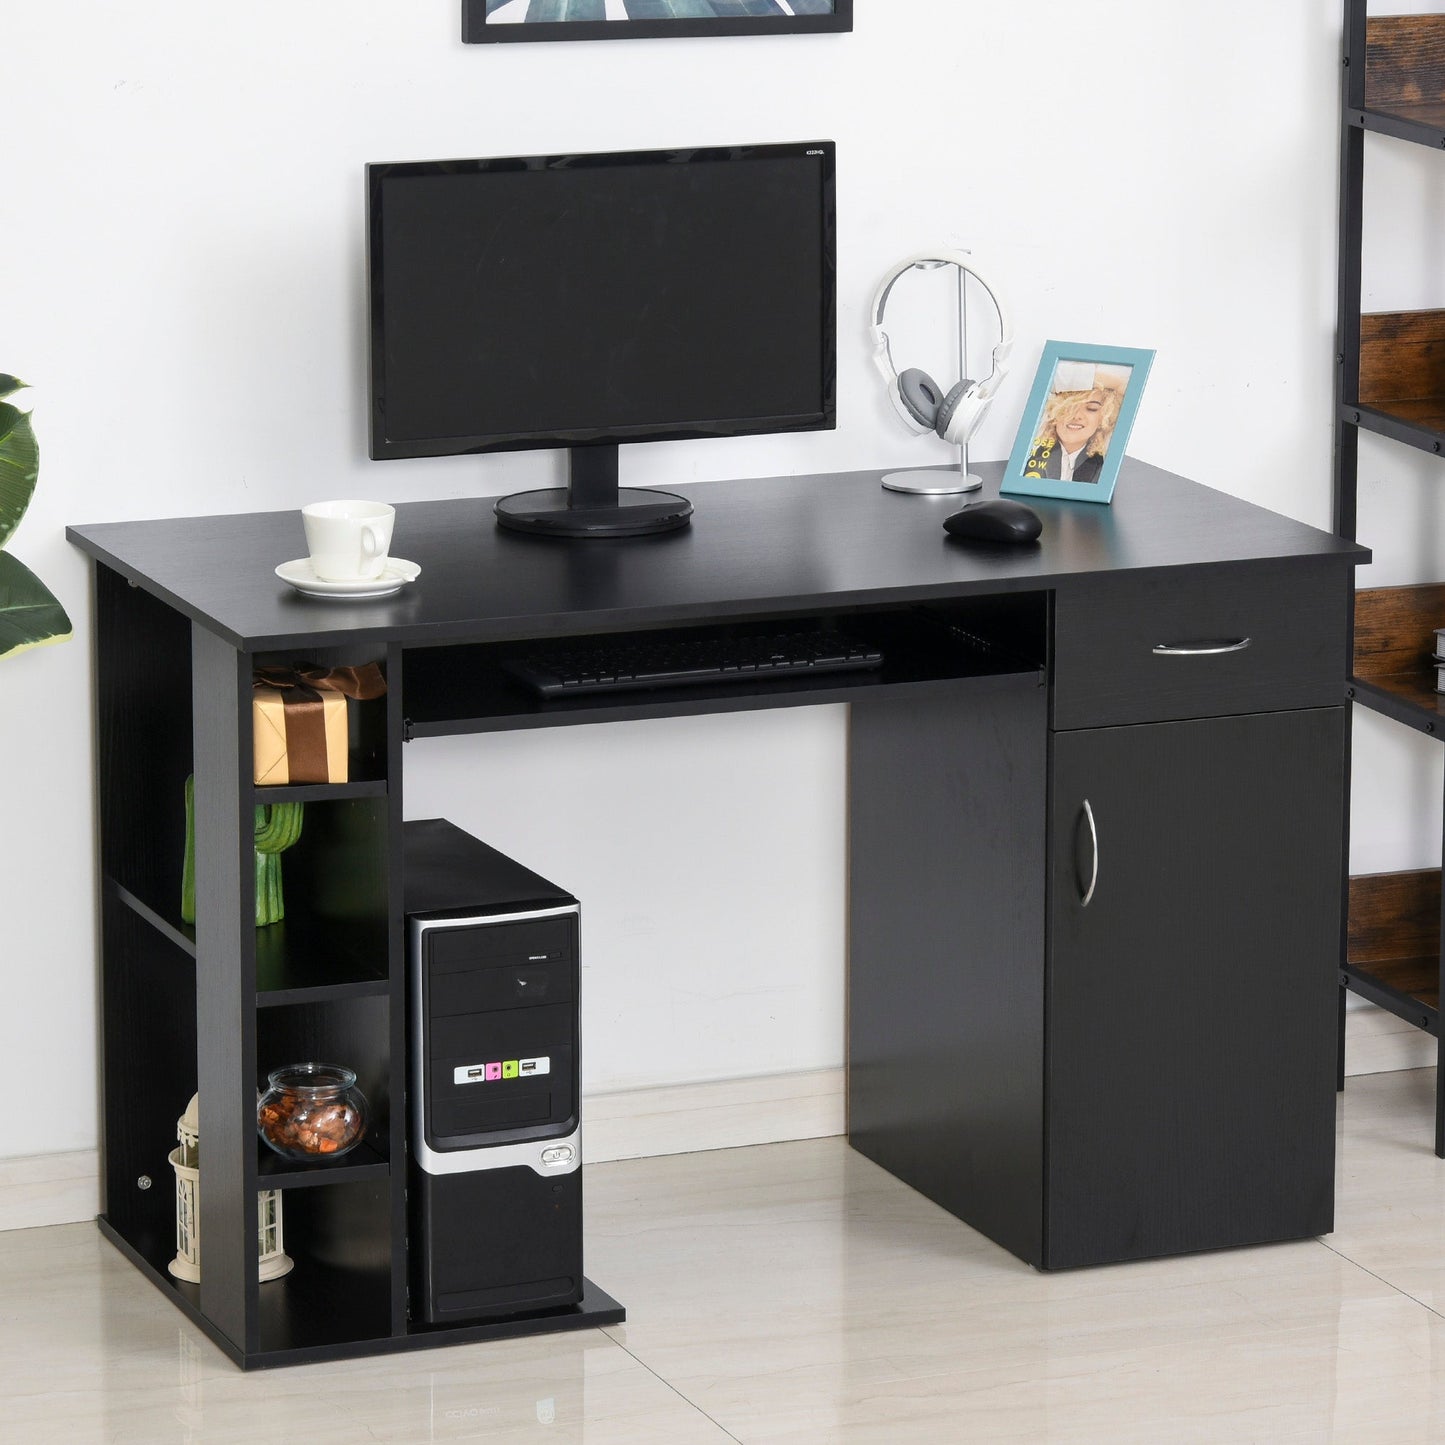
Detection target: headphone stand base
<box><xmin>881</xmin><ymin>467</ymin><xmax>983</xmax><ymax>496</ymax></box>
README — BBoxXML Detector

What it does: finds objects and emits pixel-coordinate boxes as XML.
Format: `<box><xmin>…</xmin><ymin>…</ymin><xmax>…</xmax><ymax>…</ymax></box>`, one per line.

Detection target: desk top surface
<box><xmin>67</xmin><ymin>461</ymin><xmax>1367</xmax><ymax>652</ymax></box>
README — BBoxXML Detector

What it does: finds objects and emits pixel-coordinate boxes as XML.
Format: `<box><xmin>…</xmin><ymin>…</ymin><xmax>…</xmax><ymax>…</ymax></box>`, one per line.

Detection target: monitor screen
<box><xmin>366</xmin><ymin>142</ymin><xmax>836</xmax><ymax>537</ymax></box>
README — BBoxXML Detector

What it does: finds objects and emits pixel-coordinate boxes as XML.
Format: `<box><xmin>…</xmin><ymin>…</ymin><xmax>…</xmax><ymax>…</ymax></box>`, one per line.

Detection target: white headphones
<box><xmin>869</xmin><ymin>251</ymin><xmax>1013</xmax><ymax>447</ymax></box>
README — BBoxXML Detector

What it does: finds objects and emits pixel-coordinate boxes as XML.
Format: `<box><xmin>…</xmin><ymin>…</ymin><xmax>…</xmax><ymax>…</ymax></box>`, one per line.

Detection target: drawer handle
<box><xmin>1151</xmin><ymin>637</ymin><xmax>1252</xmax><ymax>657</ymax></box>
<box><xmin>1080</xmin><ymin>799</ymin><xmax>1098</xmax><ymax>908</ymax></box>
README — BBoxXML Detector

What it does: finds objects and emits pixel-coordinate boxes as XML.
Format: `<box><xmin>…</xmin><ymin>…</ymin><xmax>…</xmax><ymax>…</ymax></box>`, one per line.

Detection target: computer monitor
<box><xmin>367</xmin><ymin>141</ymin><xmax>836</xmax><ymax>537</ymax></box>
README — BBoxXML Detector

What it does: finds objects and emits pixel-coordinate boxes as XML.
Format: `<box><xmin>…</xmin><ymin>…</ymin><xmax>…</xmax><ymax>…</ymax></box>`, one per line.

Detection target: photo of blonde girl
<box><xmin>1022</xmin><ymin>361</ymin><xmax>1133</xmax><ymax>485</ymax></box>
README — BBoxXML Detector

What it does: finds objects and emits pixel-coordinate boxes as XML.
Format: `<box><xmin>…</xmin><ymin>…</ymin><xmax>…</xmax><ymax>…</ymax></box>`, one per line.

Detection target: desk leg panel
<box><xmin>191</xmin><ymin>626</ymin><xmax>258</xmax><ymax>1353</ymax></box>
<box><xmin>847</xmin><ymin>677</ymin><xmax>1048</xmax><ymax>1266</ymax></box>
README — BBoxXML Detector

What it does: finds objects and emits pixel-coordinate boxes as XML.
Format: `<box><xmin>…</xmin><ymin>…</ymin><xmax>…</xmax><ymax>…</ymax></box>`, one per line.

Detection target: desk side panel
<box><xmin>847</xmin><ymin>677</ymin><xmax>1048</xmax><ymax>1266</ymax></box>
<box><xmin>192</xmin><ymin>625</ymin><xmax>258</xmax><ymax>1353</ymax></box>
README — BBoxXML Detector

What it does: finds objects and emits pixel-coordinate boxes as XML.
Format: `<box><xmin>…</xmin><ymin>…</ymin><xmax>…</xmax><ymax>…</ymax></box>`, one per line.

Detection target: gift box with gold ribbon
<box><xmin>252</xmin><ymin>663</ymin><xmax>387</xmax><ymax>786</ymax></box>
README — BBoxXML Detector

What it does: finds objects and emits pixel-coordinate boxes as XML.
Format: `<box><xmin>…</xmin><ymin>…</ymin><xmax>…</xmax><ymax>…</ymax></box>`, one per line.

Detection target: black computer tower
<box><xmin>404</xmin><ymin>819</ymin><xmax>583</xmax><ymax>1325</ymax></box>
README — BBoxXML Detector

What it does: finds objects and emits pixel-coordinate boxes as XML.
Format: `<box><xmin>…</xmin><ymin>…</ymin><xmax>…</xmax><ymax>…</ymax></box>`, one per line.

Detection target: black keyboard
<box><xmin>503</xmin><ymin>628</ymin><xmax>884</xmax><ymax>699</ymax></box>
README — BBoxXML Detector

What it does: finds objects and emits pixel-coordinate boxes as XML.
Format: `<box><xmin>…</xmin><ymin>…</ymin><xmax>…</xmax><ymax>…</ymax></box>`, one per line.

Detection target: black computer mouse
<box><xmin>943</xmin><ymin>498</ymin><xmax>1043</xmax><ymax>544</ymax></box>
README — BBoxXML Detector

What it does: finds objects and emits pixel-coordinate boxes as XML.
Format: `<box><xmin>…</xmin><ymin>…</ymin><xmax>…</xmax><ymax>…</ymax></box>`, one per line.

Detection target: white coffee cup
<box><xmin>302</xmin><ymin>500</ymin><xmax>395</xmax><ymax>581</ymax></box>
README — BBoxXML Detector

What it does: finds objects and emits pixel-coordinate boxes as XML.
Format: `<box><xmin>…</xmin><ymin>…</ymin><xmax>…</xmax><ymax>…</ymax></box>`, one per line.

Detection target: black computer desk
<box><xmin>69</xmin><ymin>459</ymin><xmax>1367</xmax><ymax>1368</ymax></box>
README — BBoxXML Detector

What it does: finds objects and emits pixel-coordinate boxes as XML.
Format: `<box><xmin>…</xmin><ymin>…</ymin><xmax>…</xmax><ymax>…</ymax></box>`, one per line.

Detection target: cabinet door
<box><xmin>1045</xmin><ymin>708</ymin><xmax>1344</xmax><ymax>1269</ymax></box>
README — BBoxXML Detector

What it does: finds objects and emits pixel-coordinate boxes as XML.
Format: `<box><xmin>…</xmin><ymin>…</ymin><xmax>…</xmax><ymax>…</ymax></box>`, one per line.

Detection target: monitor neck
<box><xmin>568</xmin><ymin>444</ymin><xmax>621</xmax><ymax>510</ymax></box>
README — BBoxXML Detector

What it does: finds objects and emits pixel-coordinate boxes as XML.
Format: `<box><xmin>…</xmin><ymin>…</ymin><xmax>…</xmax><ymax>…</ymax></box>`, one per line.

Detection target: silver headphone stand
<box><xmin>881</xmin><ymin>443</ymin><xmax>984</xmax><ymax>495</ymax></box>
<box><xmin>880</xmin><ymin>262</ymin><xmax>986</xmax><ymax>495</ymax></box>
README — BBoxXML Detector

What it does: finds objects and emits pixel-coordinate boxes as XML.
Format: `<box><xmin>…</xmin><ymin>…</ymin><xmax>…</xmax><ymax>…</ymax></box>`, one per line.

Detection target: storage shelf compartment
<box><xmin>104</xmin><ymin>1180</ymin><xmax>399</xmax><ymax>1362</ymax></box>
<box><xmin>98</xmin><ymin>565</ymin><xmax>195</xmax><ymax>925</ymax></box>
<box><xmin>254</xmin><ymin>795</ymin><xmax>391</xmax><ymax>997</ymax></box>
<box><xmin>256</xmin><ymin>995</ymin><xmax>392</xmax><ymax>1172</ymax></box>
<box><xmin>254</xmin><ymin>1180</ymin><xmax>394</xmax><ymax>1356</ymax></box>
<box><xmin>1352</xmin><ymin>582</ymin><xmax>1445</xmax><ymax>734</ymax></box>
<box><xmin>108</xmin><ymin>847</ymin><xmax>391</xmax><ymax>1001</ymax></box>
<box><xmin>401</xmin><ymin>594</ymin><xmax>1048</xmax><ymax>737</ymax></box>
<box><xmin>1348</xmin><ymin>312</ymin><xmax>1445</xmax><ymax>456</ymax></box>
<box><xmin>254</xmin><ymin>915</ymin><xmax>388</xmax><ymax>1002</ymax></box>
<box><xmin>1355</xmin><ymin>14</ymin><xmax>1445</xmax><ymax>146</ymax></box>
<box><xmin>1343</xmin><ymin>869</ymin><xmax>1440</xmax><ymax>1034</ymax></box>
<box><xmin>115</xmin><ymin>796</ymin><xmax>391</xmax><ymax>995</ymax></box>
<box><xmin>100</xmin><ymin>893</ymin><xmax>199</xmax><ymax>1261</ymax></box>
<box><xmin>252</xmin><ymin>648</ymin><xmax>391</xmax><ymax>787</ymax></box>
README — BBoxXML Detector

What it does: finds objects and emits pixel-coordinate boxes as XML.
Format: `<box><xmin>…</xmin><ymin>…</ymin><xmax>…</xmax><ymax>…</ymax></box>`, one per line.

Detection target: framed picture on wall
<box><xmin>1000</xmin><ymin>341</ymin><xmax>1154</xmax><ymax>506</ymax></box>
<box><xmin>463</xmin><ymin>0</ymin><xmax>852</xmax><ymax>44</ymax></box>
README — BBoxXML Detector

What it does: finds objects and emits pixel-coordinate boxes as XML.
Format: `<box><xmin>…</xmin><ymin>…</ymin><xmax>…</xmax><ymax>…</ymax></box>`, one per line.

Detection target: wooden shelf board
<box><xmin>1352</xmin><ymin>584</ymin><xmax>1445</xmax><ymax>734</ymax></box>
<box><xmin>255</xmin><ymin>978</ymin><xmax>390</xmax><ymax>1008</ymax></box>
<box><xmin>110</xmin><ymin>881</ymin><xmax>198</xmax><ymax>959</ymax></box>
<box><xmin>97</xmin><ymin>1216</ymin><xmax>246</xmax><ymax>1366</ymax></box>
<box><xmin>1343</xmin><ymin>956</ymin><xmax>1440</xmax><ymax>1032</ymax></box>
<box><xmin>252</xmin><ymin>778</ymin><xmax>389</xmax><ymax>806</ymax></box>
<box><xmin>98</xmin><ymin>1215</ymin><xmax>624</xmax><ymax>1369</ymax></box>
<box><xmin>1353</xmin><ymin>397</ymin><xmax>1445</xmax><ymax>443</ymax></box>
<box><xmin>254</xmin><ymin>1254</ymin><xmax>393</xmax><ymax>1357</ymax></box>
<box><xmin>400</xmin><ymin>601</ymin><xmax>1047</xmax><ymax>738</ymax></box>
<box><xmin>1365</xmin><ymin>15</ymin><xmax>1445</xmax><ymax>146</ymax></box>
<box><xmin>100</xmin><ymin>1211</ymin><xmax>390</xmax><ymax>1366</ymax></box>
<box><xmin>1345</xmin><ymin>869</ymin><xmax>1441</xmax><ymax>1033</ymax></box>
<box><xmin>1353</xmin><ymin>312</ymin><xmax>1445</xmax><ymax>454</ymax></box>
<box><xmin>254</xmin><ymin>913</ymin><xmax>389</xmax><ymax>998</ymax></box>
<box><xmin>112</xmin><ymin>882</ymin><xmax>389</xmax><ymax>998</ymax></box>
<box><xmin>1352</xmin><ymin>674</ymin><xmax>1445</xmax><ymax>734</ymax></box>
<box><xmin>1347</xmin><ymin>401</ymin><xmax>1445</xmax><ymax>461</ymax></box>
<box><xmin>406</xmin><ymin>667</ymin><xmax>1044</xmax><ymax>739</ymax></box>
<box><xmin>256</xmin><ymin>1135</ymin><xmax>390</xmax><ymax>1190</ymax></box>
<box><xmin>1348</xmin><ymin>955</ymin><xmax>1440</xmax><ymax>1010</ymax></box>
<box><xmin>251</xmin><ymin>1278</ymin><xmax>623</xmax><ymax>1370</ymax></box>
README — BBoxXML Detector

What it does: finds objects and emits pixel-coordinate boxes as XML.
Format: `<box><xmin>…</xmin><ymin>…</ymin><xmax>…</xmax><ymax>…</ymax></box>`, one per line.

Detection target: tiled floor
<box><xmin>7</xmin><ymin>1068</ymin><xmax>1445</xmax><ymax>1442</ymax></box>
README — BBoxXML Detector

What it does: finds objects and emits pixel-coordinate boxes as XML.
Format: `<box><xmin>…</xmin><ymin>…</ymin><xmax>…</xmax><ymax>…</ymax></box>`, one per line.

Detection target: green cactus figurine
<box><xmin>182</xmin><ymin>775</ymin><xmax>305</xmax><ymax>927</ymax></box>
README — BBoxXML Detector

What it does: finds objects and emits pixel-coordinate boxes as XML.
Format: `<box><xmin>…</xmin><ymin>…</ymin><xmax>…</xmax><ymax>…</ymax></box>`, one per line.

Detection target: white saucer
<box><xmin>276</xmin><ymin>557</ymin><xmax>421</xmax><ymax>599</ymax></box>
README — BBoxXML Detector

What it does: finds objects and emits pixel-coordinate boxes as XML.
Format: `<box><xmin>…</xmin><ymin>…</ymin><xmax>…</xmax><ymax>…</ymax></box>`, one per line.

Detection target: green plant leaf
<box><xmin>0</xmin><ymin>550</ymin><xmax>72</xmax><ymax>658</ymax></box>
<box><xmin>0</xmin><ymin>376</ymin><xmax>27</xmax><ymax>402</ymax></box>
<box><xmin>0</xmin><ymin>403</ymin><xmax>38</xmax><ymax>549</ymax></box>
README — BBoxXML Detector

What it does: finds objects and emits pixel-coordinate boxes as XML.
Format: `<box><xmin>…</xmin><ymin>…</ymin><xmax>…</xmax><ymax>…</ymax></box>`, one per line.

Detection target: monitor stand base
<box><xmin>495</xmin><ymin>487</ymin><xmax>693</xmax><ymax>538</ymax></box>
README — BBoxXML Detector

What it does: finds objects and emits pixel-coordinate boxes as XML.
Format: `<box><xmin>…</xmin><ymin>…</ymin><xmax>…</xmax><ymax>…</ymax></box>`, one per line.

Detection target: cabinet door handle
<box><xmin>1080</xmin><ymin>799</ymin><xmax>1098</xmax><ymax>908</ymax></box>
<box><xmin>1151</xmin><ymin>637</ymin><xmax>1251</xmax><ymax>656</ymax></box>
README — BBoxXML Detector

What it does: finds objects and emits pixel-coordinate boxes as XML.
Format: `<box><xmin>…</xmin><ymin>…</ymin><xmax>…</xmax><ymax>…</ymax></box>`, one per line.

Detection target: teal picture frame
<box><xmin>1000</xmin><ymin>341</ymin><xmax>1154</xmax><ymax>505</ymax></box>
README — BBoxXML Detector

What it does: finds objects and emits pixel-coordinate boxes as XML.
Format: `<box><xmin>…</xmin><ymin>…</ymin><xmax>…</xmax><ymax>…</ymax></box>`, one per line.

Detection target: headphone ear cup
<box><xmin>894</xmin><ymin>368</ymin><xmax>946</xmax><ymax>434</ymax></box>
<box><xmin>937</xmin><ymin>379</ymin><xmax>989</xmax><ymax>446</ymax></box>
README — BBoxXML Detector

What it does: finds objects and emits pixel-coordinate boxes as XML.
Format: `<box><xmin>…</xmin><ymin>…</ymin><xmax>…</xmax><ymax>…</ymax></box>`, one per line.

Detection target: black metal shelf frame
<box><xmin>1349</xmin><ymin>678</ymin><xmax>1445</xmax><ymax>737</ymax></box>
<box><xmin>1349</xmin><ymin>107</ymin><xmax>1445</xmax><ymax>149</ymax></box>
<box><xmin>1342</xmin><ymin>402</ymin><xmax>1445</xmax><ymax>459</ymax></box>
<box><xmin>1335</xmin><ymin>0</ymin><xmax>1445</xmax><ymax>1155</ymax></box>
<box><xmin>1340</xmin><ymin>964</ymin><xmax>1440</xmax><ymax>1036</ymax></box>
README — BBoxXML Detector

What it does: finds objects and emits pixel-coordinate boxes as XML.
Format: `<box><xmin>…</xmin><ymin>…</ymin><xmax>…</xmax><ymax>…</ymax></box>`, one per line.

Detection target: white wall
<box><xmin>1</xmin><ymin>0</ymin><xmax>1383</xmax><ymax>1158</ymax></box>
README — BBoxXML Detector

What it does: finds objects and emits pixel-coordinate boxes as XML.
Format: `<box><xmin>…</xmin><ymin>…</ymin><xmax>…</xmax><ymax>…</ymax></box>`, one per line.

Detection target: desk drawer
<box><xmin>1052</xmin><ymin>559</ymin><xmax>1348</xmax><ymax>730</ymax></box>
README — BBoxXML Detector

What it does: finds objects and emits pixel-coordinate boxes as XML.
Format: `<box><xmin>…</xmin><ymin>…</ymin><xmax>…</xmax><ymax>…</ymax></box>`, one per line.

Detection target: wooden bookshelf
<box><xmin>1352</xmin><ymin>583</ymin><xmax>1445</xmax><ymax>733</ymax></box>
<box><xmin>1337</xmin><ymin>4</ymin><xmax>1445</xmax><ymax>1154</ymax></box>
<box><xmin>1345</xmin><ymin>869</ymin><xmax>1440</xmax><ymax>1034</ymax></box>
<box><xmin>1363</xmin><ymin>14</ymin><xmax>1445</xmax><ymax>137</ymax></box>
<box><xmin>1353</xmin><ymin>312</ymin><xmax>1445</xmax><ymax>454</ymax></box>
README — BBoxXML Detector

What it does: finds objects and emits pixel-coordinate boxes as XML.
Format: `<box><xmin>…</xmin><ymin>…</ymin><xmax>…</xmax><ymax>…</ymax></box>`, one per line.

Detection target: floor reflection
<box><xmin>6</xmin><ymin>1068</ymin><xmax>1445</xmax><ymax>1441</ymax></box>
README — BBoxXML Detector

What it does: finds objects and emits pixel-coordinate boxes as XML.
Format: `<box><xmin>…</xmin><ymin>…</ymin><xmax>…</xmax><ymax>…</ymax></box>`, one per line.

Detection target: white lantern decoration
<box><xmin>167</xmin><ymin>1093</ymin><xmax>293</xmax><ymax>1283</ymax></box>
